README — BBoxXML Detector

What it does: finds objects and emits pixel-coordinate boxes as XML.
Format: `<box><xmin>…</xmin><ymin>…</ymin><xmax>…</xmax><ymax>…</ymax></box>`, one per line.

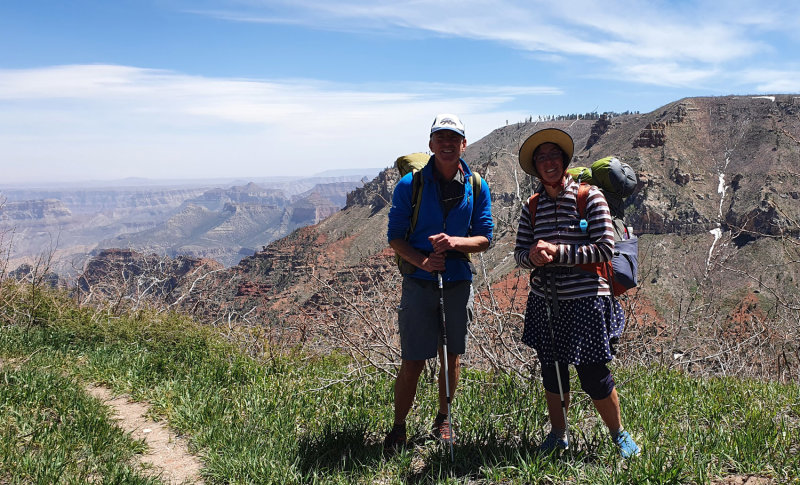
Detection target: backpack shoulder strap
<box><xmin>527</xmin><ymin>192</ymin><xmax>541</xmax><ymax>227</ymax></box>
<box><xmin>576</xmin><ymin>182</ymin><xmax>591</xmax><ymax>219</ymax></box>
<box><xmin>407</xmin><ymin>170</ymin><xmax>425</xmax><ymax>238</ymax></box>
<box><xmin>467</xmin><ymin>172</ymin><xmax>482</xmax><ymax>235</ymax></box>
<box><xmin>469</xmin><ymin>172</ymin><xmax>482</xmax><ymax>201</ymax></box>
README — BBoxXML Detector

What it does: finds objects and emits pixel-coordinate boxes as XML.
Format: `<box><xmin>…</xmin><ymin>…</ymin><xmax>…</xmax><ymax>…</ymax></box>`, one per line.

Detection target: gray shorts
<box><xmin>397</xmin><ymin>277</ymin><xmax>474</xmax><ymax>361</ymax></box>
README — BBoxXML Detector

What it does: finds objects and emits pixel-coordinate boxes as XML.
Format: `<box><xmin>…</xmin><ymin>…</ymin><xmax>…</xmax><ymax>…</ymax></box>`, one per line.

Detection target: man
<box><xmin>384</xmin><ymin>113</ymin><xmax>493</xmax><ymax>451</ymax></box>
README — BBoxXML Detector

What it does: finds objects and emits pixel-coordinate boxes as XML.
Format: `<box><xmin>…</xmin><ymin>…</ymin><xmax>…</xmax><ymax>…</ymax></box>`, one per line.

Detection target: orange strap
<box><xmin>527</xmin><ymin>192</ymin><xmax>541</xmax><ymax>224</ymax></box>
<box><xmin>576</xmin><ymin>182</ymin><xmax>590</xmax><ymax>219</ymax></box>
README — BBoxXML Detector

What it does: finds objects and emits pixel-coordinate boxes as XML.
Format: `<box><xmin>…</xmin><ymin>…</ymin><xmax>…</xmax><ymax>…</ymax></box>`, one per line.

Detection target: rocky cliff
<box><xmin>95</xmin><ymin>180</ymin><xmax>364</xmax><ymax>267</ymax></box>
<box><xmin>0</xmin><ymin>199</ymin><xmax>72</xmax><ymax>221</ymax></box>
<box><xmin>1</xmin><ymin>174</ymin><xmax>373</xmax><ymax>273</ymax></box>
<box><xmin>77</xmin><ymin>248</ymin><xmax>224</xmax><ymax>304</ymax></box>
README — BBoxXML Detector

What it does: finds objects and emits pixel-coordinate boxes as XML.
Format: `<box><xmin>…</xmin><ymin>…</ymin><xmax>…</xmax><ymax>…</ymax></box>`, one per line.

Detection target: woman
<box><xmin>514</xmin><ymin>128</ymin><xmax>640</xmax><ymax>458</ymax></box>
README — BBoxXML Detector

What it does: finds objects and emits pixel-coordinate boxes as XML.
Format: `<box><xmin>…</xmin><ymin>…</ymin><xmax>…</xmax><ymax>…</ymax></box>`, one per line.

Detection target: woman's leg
<box><xmin>575</xmin><ymin>363</ymin><xmax>621</xmax><ymax>431</ymax></box>
<box><xmin>593</xmin><ymin>386</ymin><xmax>640</xmax><ymax>457</ymax></box>
<box><xmin>593</xmin><ymin>388</ymin><xmax>621</xmax><ymax>432</ymax></box>
<box><xmin>545</xmin><ymin>389</ymin><xmax>570</xmax><ymax>430</ymax></box>
<box><xmin>541</xmin><ymin>362</ymin><xmax>571</xmax><ymax>432</ymax></box>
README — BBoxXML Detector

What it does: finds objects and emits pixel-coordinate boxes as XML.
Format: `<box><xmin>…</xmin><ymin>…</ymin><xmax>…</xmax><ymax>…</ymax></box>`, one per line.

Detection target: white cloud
<box><xmin>0</xmin><ymin>65</ymin><xmax>549</xmax><ymax>184</ymax></box>
<box><xmin>618</xmin><ymin>63</ymin><xmax>720</xmax><ymax>88</ymax></box>
<box><xmin>739</xmin><ymin>69</ymin><xmax>800</xmax><ymax>93</ymax></box>
<box><xmin>193</xmin><ymin>0</ymin><xmax>797</xmax><ymax>88</ymax></box>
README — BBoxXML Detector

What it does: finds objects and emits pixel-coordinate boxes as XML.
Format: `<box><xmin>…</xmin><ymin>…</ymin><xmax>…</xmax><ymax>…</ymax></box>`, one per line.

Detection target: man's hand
<box><xmin>389</xmin><ymin>238</ymin><xmax>447</xmax><ymax>273</ymax></box>
<box><xmin>421</xmin><ymin>251</ymin><xmax>446</xmax><ymax>272</ymax></box>
<box><xmin>428</xmin><ymin>233</ymin><xmax>461</xmax><ymax>255</ymax></box>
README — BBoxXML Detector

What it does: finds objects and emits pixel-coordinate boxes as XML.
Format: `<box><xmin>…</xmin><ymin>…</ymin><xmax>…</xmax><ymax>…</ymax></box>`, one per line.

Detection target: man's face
<box><xmin>429</xmin><ymin>130</ymin><xmax>466</xmax><ymax>163</ymax></box>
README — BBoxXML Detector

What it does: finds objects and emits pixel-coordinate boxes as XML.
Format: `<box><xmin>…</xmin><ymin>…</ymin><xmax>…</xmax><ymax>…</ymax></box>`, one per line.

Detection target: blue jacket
<box><xmin>387</xmin><ymin>156</ymin><xmax>493</xmax><ymax>282</ymax></box>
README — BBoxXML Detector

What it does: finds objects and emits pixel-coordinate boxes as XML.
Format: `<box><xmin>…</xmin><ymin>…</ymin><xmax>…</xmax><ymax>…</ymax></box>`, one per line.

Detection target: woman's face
<box><xmin>533</xmin><ymin>142</ymin><xmax>564</xmax><ymax>186</ymax></box>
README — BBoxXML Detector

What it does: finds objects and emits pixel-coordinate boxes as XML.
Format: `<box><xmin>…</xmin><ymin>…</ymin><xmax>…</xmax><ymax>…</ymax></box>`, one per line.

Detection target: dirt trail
<box><xmin>86</xmin><ymin>385</ymin><xmax>204</xmax><ymax>484</ymax></box>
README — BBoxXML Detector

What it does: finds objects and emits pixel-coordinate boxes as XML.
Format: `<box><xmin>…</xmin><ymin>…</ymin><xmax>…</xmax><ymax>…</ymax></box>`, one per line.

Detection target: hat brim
<box><xmin>518</xmin><ymin>128</ymin><xmax>574</xmax><ymax>177</ymax></box>
<box><xmin>431</xmin><ymin>127</ymin><xmax>465</xmax><ymax>137</ymax></box>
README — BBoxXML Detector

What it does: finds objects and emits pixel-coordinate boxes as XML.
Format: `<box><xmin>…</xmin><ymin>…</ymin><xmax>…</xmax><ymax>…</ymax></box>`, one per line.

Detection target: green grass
<box><xmin>1</xmin><ymin>283</ymin><xmax>798</xmax><ymax>484</ymax></box>
<box><xmin>0</xmin><ymin>366</ymin><xmax>159</xmax><ymax>484</ymax></box>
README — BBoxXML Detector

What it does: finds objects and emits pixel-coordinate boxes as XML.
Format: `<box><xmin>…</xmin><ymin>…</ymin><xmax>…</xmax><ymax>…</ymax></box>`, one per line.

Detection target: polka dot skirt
<box><xmin>521</xmin><ymin>294</ymin><xmax>625</xmax><ymax>365</ymax></box>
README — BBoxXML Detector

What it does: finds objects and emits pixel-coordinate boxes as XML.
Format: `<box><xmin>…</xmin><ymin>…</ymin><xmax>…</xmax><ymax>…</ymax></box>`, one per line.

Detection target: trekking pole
<box><xmin>436</xmin><ymin>271</ymin><xmax>455</xmax><ymax>462</ymax></box>
<box><xmin>544</xmin><ymin>271</ymin><xmax>570</xmax><ymax>448</ymax></box>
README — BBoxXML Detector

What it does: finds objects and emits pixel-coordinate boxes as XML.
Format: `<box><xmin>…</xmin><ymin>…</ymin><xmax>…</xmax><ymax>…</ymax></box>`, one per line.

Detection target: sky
<box><xmin>1</xmin><ymin>0</ymin><xmax>799</xmax><ymax>186</ymax></box>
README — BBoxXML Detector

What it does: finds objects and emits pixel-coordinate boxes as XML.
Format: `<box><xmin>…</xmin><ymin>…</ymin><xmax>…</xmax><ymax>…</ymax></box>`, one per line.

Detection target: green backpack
<box><xmin>566</xmin><ymin>156</ymin><xmax>637</xmax><ymax>239</ymax></box>
<box><xmin>394</xmin><ymin>153</ymin><xmax>482</xmax><ymax>274</ymax></box>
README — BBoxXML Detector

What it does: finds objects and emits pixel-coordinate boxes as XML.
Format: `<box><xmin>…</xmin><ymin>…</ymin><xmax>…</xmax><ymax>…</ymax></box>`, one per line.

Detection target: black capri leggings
<box><xmin>541</xmin><ymin>362</ymin><xmax>615</xmax><ymax>400</ymax></box>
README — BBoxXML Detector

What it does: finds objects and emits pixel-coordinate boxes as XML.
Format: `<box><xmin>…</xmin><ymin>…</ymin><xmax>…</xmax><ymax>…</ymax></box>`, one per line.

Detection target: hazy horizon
<box><xmin>0</xmin><ymin>167</ymin><xmax>383</xmax><ymax>192</ymax></box>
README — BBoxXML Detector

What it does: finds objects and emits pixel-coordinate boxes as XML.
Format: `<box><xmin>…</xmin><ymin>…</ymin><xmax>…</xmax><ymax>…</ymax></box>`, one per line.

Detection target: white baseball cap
<box><xmin>430</xmin><ymin>113</ymin><xmax>465</xmax><ymax>137</ymax></box>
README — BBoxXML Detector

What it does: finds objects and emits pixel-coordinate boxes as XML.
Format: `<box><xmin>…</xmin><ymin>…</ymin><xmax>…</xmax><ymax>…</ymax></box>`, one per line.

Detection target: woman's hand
<box><xmin>528</xmin><ymin>240</ymin><xmax>558</xmax><ymax>266</ymax></box>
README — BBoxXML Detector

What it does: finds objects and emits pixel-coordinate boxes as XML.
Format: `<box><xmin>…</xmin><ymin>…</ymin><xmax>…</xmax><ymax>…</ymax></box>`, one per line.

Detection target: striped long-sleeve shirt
<box><xmin>514</xmin><ymin>178</ymin><xmax>615</xmax><ymax>299</ymax></box>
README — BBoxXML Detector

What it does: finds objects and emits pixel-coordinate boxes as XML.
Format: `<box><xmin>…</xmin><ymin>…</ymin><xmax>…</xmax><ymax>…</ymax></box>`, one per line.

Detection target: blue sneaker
<box><xmin>613</xmin><ymin>430</ymin><xmax>640</xmax><ymax>458</ymax></box>
<box><xmin>538</xmin><ymin>430</ymin><xmax>569</xmax><ymax>453</ymax></box>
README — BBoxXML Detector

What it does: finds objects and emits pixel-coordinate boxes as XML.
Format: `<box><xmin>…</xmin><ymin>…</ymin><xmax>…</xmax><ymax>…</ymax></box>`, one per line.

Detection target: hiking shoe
<box><xmin>538</xmin><ymin>430</ymin><xmax>569</xmax><ymax>453</ymax></box>
<box><xmin>431</xmin><ymin>412</ymin><xmax>453</xmax><ymax>443</ymax></box>
<box><xmin>613</xmin><ymin>430</ymin><xmax>640</xmax><ymax>458</ymax></box>
<box><xmin>383</xmin><ymin>423</ymin><xmax>407</xmax><ymax>453</ymax></box>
